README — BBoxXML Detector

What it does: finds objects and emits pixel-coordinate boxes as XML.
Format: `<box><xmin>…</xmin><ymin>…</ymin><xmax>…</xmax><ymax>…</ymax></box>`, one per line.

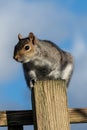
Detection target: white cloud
<box><xmin>0</xmin><ymin>1</ymin><xmax>73</xmax><ymax>82</ymax></box>
<box><xmin>68</xmin><ymin>34</ymin><xmax>87</xmax><ymax>107</ymax></box>
<box><xmin>0</xmin><ymin>1</ymin><xmax>87</xmax><ymax>130</ymax></box>
<box><xmin>0</xmin><ymin>1</ymin><xmax>87</xmax><ymax>101</ymax></box>
<box><xmin>72</xmin><ymin>33</ymin><xmax>87</xmax><ymax>58</ymax></box>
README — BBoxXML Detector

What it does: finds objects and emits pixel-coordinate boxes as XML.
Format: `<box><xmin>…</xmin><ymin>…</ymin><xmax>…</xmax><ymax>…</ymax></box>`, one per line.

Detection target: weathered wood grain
<box><xmin>32</xmin><ymin>80</ymin><xmax>70</xmax><ymax>130</ymax></box>
<box><xmin>0</xmin><ymin>108</ymin><xmax>87</xmax><ymax>126</ymax></box>
<box><xmin>69</xmin><ymin>108</ymin><xmax>87</xmax><ymax>124</ymax></box>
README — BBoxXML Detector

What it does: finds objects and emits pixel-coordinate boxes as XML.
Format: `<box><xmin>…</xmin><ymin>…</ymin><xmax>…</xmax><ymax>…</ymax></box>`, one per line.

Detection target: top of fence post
<box><xmin>32</xmin><ymin>80</ymin><xmax>70</xmax><ymax>130</ymax></box>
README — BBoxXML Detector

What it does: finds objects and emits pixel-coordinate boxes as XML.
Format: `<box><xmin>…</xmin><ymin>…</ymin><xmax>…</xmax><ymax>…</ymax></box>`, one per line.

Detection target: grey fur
<box><xmin>13</xmin><ymin>33</ymin><xmax>74</xmax><ymax>88</ymax></box>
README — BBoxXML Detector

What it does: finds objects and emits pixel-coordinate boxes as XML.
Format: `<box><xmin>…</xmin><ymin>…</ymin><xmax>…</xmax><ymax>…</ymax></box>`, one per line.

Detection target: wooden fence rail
<box><xmin>0</xmin><ymin>108</ymin><xmax>87</xmax><ymax>127</ymax></box>
<box><xmin>0</xmin><ymin>80</ymin><xmax>87</xmax><ymax>130</ymax></box>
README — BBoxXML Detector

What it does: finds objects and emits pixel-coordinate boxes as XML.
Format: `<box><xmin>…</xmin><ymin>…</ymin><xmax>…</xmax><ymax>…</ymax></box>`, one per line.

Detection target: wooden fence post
<box><xmin>32</xmin><ymin>80</ymin><xmax>70</xmax><ymax>130</ymax></box>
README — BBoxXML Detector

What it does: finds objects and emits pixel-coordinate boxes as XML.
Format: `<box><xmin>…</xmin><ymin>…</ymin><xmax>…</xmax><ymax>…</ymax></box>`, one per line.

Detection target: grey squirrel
<box><xmin>13</xmin><ymin>32</ymin><xmax>74</xmax><ymax>88</ymax></box>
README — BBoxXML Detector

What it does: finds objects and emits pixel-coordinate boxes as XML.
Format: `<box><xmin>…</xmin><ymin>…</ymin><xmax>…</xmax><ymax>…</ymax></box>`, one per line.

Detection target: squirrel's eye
<box><xmin>24</xmin><ymin>45</ymin><xmax>30</xmax><ymax>50</ymax></box>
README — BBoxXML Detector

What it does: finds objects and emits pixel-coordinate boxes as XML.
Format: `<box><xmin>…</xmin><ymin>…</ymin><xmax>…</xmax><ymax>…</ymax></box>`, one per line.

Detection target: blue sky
<box><xmin>0</xmin><ymin>0</ymin><xmax>87</xmax><ymax>130</ymax></box>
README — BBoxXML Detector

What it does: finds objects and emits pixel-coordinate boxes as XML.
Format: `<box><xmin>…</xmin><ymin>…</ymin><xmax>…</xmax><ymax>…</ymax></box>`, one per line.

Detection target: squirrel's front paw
<box><xmin>29</xmin><ymin>79</ymin><xmax>36</xmax><ymax>88</ymax></box>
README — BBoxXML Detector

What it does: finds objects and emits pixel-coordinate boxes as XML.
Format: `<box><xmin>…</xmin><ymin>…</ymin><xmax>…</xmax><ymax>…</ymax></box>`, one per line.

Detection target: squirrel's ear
<box><xmin>18</xmin><ymin>34</ymin><xmax>23</xmax><ymax>40</ymax></box>
<box><xmin>28</xmin><ymin>32</ymin><xmax>37</xmax><ymax>44</ymax></box>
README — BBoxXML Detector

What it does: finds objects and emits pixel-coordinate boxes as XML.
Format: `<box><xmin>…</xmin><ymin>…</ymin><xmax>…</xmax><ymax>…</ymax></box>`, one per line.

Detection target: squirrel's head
<box><xmin>13</xmin><ymin>32</ymin><xmax>38</xmax><ymax>63</ymax></box>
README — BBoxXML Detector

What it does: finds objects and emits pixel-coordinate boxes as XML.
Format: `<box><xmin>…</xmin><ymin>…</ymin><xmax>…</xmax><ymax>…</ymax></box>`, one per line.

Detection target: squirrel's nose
<box><xmin>13</xmin><ymin>55</ymin><xmax>19</xmax><ymax>61</ymax></box>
